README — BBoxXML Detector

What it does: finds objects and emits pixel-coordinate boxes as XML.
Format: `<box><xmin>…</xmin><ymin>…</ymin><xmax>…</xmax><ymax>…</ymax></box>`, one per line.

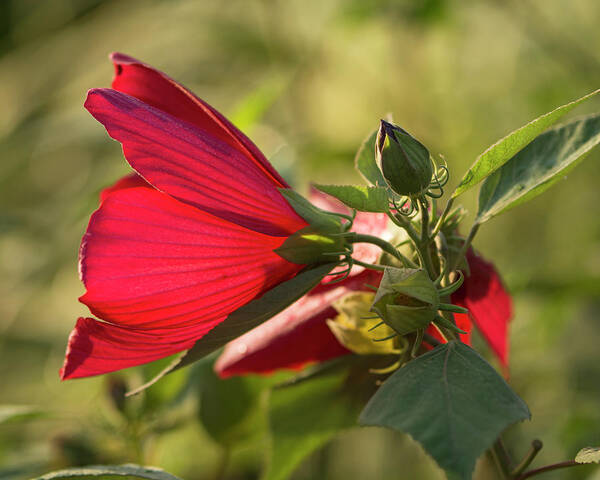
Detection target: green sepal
<box><xmin>274</xmin><ymin>226</ymin><xmax>346</xmax><ymax>264</ymax></box>
<box><xmin>433</xmin><ymin>314</ymin><xmax>467</xmax><ymax>335</ymax></box>
<box><xmin>373</xmin><ymin>267</ymin><xmax>440</xmax><ymax>307</ymax></box>
<box><xmin>384</xmin><ymin>304</ymin><xmax>437</xmax><ymax>335</ymax></box>
<box><xmin>438</xmin><ymin>303</ymin><xmax>469</xmax><ymax>314</ymax></box>
<box><xmin>279</xmin><ymin>188</ymin><xmax>342</xmax><ymax>232</ymax></box>
<box><xmin>314</xmin><ymin>184</ymin><xmax>389</xmax><ymax>213</ymax></box>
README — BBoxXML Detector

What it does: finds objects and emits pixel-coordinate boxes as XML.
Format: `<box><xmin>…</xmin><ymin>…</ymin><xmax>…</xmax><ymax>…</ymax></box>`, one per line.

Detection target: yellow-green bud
<box><xmin>376</xmin><ymin>120</ymin><xmax>433</xmax><ymax>196</ymax></box>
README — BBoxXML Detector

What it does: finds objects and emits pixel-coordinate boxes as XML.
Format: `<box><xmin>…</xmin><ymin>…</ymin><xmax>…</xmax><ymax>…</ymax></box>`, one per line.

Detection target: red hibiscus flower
<box><xmin>216</xmin><ymin>242</ymin><xmax>512</xmax><ymax>377</ymax></box>
<box><xmin>60</xmin><ymin>53</ymin><xmax>322</xmax><ymax>380</ymax></box>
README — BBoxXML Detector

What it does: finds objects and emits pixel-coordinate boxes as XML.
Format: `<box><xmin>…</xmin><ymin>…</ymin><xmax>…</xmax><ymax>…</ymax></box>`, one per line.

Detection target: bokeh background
<box><xmin>1</xmin><ymin>1</ymin><xmax>600</xmax><ymax>479</ymax></box>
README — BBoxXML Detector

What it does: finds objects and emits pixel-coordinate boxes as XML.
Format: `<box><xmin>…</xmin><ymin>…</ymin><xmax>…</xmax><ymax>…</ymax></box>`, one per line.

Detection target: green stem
<box><xmin>511</xmin><ymin>440</ymin><xmax>543</xmax><ymax>478</ymax></box>
<box><xmin>418</xmin><ymin>197</ymin><xmax>437</xmax><ymax>280</ymax></box>
<box><xmin>431</xmin><ymin>197</ymin><xmax>454</xmax><ymax>239</ymax></box>
<box><xmin>492</xmin><ymin>438</ymin><xmax>513</xmax><ymax>478</ymax></box>
<box><xmin>349</xmin><ymin>233</ymin><xmax>418</xmax><ymax>268</ymax></box>
<box><xmin>386</xmin><ymin>211</ymin><xmax>420</xmax><ymax>244</ymax></box>
<box><xmin>448</xmin><ymin>222</ymin><xmax>480</xmax><ymax>274</ymax></box>
<box><xmin>516</xmin><ymin>460</ymin><xmax>582</xmax><ymax>479</ymax></box>
<box><xmin>214</xmin><ymin>447</ymin><xmax>230</xmax><ymax>480</ymax></box>
<box><xmin>352</xmin><ymin>259</ymin><xmax>387</xmax><ymax>271</ymax></box>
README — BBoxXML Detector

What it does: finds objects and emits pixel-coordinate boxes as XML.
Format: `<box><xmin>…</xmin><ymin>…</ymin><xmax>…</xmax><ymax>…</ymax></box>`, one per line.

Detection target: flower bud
<box><xmin>376</xmin><ymin>120</ymin><xmax>433</xmax><ymax>196</ymax></box>
<box><xmin>371</xmin><ymin>267</ymin><xmax>440</xmax><ymax>335</ymax></box>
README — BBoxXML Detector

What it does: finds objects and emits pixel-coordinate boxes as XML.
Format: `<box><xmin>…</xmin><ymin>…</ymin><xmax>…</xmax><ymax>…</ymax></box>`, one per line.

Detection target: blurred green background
<box><xmin>1</xmin><ymin>0</ymin><xmax>600</xmax><ymax>479</ymax></box>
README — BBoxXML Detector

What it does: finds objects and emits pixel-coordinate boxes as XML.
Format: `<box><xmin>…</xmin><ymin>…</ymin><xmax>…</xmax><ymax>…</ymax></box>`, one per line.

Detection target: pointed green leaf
<box><xmin>575</xmin><ymin>447</ymin><xmax>600</xmax><ymax>464</ymax></box>
<box><xmin>0</xmin><ymin>405</ymin><xmax>45</xmax><ymax>425</ymax></box>
<box><xmin>476</xmin><ymin>114</ymin><xmax>600</xmax><ymax>223</ymax></box>
<box><xmin>453</xmin><ymin>89</ymin><xmax>600</xmax><ymax>198</ymax></box>
<box><xmin>127</xmin><ymin>263</ymin><xmax>335</xmax><ymax>395</ymax></box>
<box><xmin>31</xmin><ymin>464</ymin><xmax>183</xmax><ymax>480</ymax></box>
<box><xmin>354</xmin><ymin>127</ymin><xmax>387</xmax><ymax>186</ymax></box>
<box><xmin>263</xmin><ymin>369</ymin><xmax>363</xmax><ymax>480</ymax></box>
<box><xmin>279</xmin><ymin>189</ymin><xmax>342</xmax><ymax>232</ymax></box>
<box><xmin>314</xmin><ymin>184</ymin><xmax>389</xmax><ymax>212</ymax></box>
<box><xmin>359</xmin><ymin>342</ymin><xmax>530</xmax><ymax>480</ymax></box>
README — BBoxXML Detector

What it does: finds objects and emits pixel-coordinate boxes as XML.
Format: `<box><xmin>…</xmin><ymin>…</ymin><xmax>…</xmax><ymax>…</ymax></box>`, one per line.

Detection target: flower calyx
<box><xmin>370</xmin><ymin>267</ymin><xmax>468</xmax><ymax>337</ymax></box>
<box><xmin>275</xmin><ymin>188</ymin><xmax>354</xmax><ymax>265</ymax></box>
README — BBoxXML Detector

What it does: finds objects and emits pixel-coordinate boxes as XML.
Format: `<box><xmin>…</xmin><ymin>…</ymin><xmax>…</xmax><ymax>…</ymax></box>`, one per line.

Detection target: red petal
<box><xmin>84</xmin><ymin>88</ymin><xmax>306</xmax><ymax>237</ymax></box>
<box><xmin>214</xmin><ymin>269</ymin><xmax>381</xmax><ymax>377</ymax></box>
<box><xmin>60</xmin><ymin>317</ymin><xmax>200</xmax><ymax>379</ymax></box>
<box><xmin>109</xmin><ymin>53</ymin><xmax>289</xmax><ymax>189</ymax></box>
<box><xmin>452</xmin><ymin>249</ymin><xmax>512</xmax><ymax>366</ymax></box>
<box><xmin>99</xmin><ymin>173</ymin><xmax>149</xmax><ymax>202</ymax></box>
<box><xmin>425</xmin><ymin>314</ymin><xmax>472</xmax><ymax>348</ymax></box>
<box><xmin>63</xmin><ymin>186</ymin><xmax>303</xmax><ymax>378</ymax></box>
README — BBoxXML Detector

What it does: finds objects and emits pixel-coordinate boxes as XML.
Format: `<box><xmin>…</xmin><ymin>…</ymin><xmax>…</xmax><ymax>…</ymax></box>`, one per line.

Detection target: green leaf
<box><xmin>190</xmin><ymin>355</ymin><xmax>288</xmax><ymax>449</ymax></box>
<box><xmin>127</xmin><ymin>263</ymin><xmax>335</xmax><ymax>395</ymax></box>
<box><xmin>278</xmin><ymin>189</ymin><xmax>342</xmax><ymax>232</ymax></box>
<box><xmin>359</xmin><ymin>341</ymin><xmax>530</xmax><ymax>480</ymax></box>
<box><xmin>476</xmin><ymin>114</ymin><xmax>600</xmax><ymax>223</ymax></box>
<box><xmin>314</xmin><ymin>184</ymin><xmax>389</xmax><ymax>212</ymax></box>
<box><xmin>31</xmin><ymin>464</ymin><xmax>183</xmax><ymax>480</ymax></box>
<box><xmin>0</xmin><ymin>405</ymin><xmax>44</xmax><ymax>424</ymax></box>
<box><xmin>354</xmin><ymin>127</ymin><xmax>386</xmax><ymax>186</ymax></box>
<box><xmin>453</xmin><ymin>89</ymin><xmax>600</xmax><ymax>198</ymax></box>
<box><xmin>263</xmin><ymin>369</ymin><xmax>363</xmax><ymax>480</ymax></box>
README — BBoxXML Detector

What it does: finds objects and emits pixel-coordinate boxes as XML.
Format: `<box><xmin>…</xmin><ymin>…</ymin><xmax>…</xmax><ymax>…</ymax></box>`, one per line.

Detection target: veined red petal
<box><xmin>452</xmin><ymin>249</ymin><xmax>512</xmax><ymax>366</ymax></box>
<box><xmin>84</xmin><ymin>88</ymin><xmax>306</xmax><ymax>237</ymax></box>
<box><xmin>60</xmin><ymin>317</ymin><xmax>202</xmax><ymax>379</ymax></box>
<box><xmin>62</xmin><ymin>186</ymin><xmax>305</xmax><ymax>379</ymax></box>
<box><xmin>109</xmin><ymin>52</ymin><xmax>289</xmax><ymax>189</ymax></box>
<box><xmin>215</xmin><ymin>269</ymin><xmax>381</xmax><ymax>377</ymax></box>
<box><xmin>99</xmin><ymin>173</ymin><xmax>149</xmax><ymax>202</ymax></box>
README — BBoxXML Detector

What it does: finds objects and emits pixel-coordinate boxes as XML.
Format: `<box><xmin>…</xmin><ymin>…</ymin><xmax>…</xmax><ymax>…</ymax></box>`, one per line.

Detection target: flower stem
<box><xmin>510</xmin><ymin>440</ymin><xmax>543</xmax><ymax>477</ymax></box>
<box><xmin>418</xmin><ymin>196</ymin><xmax>437</xmax><ymax>280</ymax></box>
<box><xmin>447</xmin><ymin>222</ymin><xmax>480</xmax><ymax>274</ymax></box>
<box><xmin>516</xmin><ymin>460</ymin><xmax>582</xmax><ymax>479</ymax></box>
<box><xmin>431</xmin><ymin>197</ymin><xmax>454</xmax><ymax>239</ymax></box>
<box><xmin>352</xmin><ymin>259</ymin><xmax>387</xmax><ymax>271</ymax></box>
<box><xmin>349</xmin><ymin>233</ymin><xmax>418</xmax><ymax>268</ymax></box>
<box><xmin>491</xmin><ymin>438</ymin><xmax>513</xmax><ymax>478</ymax></box>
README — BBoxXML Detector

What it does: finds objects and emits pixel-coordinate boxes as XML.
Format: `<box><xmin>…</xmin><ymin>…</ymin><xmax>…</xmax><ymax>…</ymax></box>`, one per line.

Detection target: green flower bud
<box><xmin>371</xmin><ymin>267</ymin><xmax>440</xmax><ymax>335</ymax></box>
<box><xmin>376</xmin><ymin>120</ymin><xmax>433</xmax><ymax>196</ymax></box>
